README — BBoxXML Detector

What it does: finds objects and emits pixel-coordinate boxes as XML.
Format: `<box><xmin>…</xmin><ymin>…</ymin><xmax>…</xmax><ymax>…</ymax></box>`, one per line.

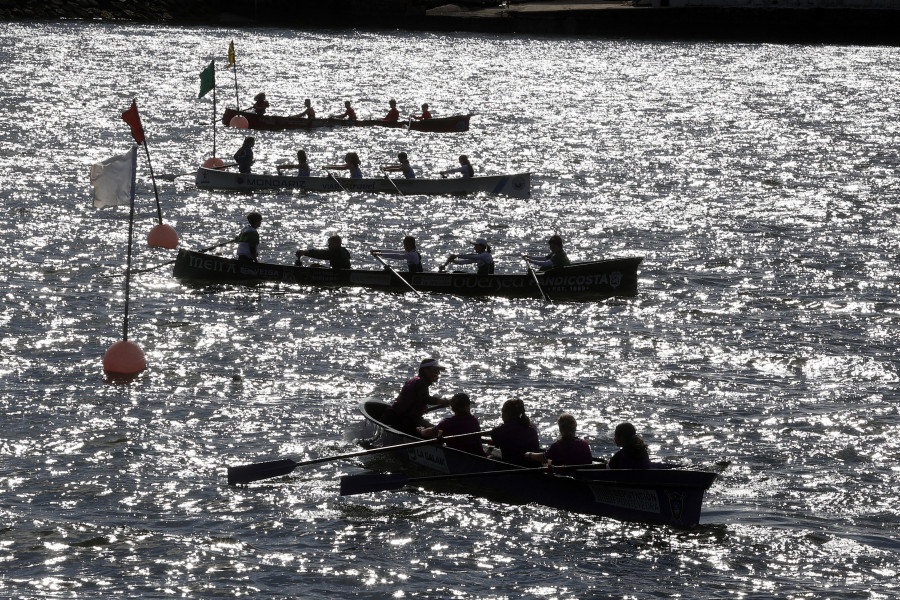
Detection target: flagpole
<box><xmin>213</xmin><ymin>74</ymin><xmax>217</xmax><ymax>157</ymax></box>
<box><xmin>230</xmin><ymin>41</ymin><xmax>240</xmax><ymax>110</ymax></box>
<box><xmin>122</xmin><ymin>146</ymin><xmax>137</xmax><ymax>341</ymax></box>
<box><xmin>141</xmin><ymin>141</ymin><xmax>164</xmax><ymax>225</ymax></box>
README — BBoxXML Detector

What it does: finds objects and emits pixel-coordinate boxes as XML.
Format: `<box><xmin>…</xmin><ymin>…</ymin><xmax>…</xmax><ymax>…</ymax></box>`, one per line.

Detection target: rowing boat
<box><xmin>222</xmin><ymin>108</ymin><xmax>472</xmax><ymax>133</ymax></box>
<box><xmin>193</xmin><ymin>167</ymin><xmax>531</xmax><ymax>198</ymax></box>
<box><xmin>343</xmin><ymin>401</ymin><xmax>717</xmax><ymax>528</ymax></box>
<box><xmin>172</xmin><ymin>249</ymin><xmax>642</xmax><ymax>300</ymax></box>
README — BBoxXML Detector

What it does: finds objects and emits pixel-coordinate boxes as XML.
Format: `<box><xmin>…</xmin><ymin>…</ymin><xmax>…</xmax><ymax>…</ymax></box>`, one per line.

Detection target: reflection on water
<box><xmin>0</xmin><ymin>20</ymin><xmax>898</xmax><ymax>598</ymax></box>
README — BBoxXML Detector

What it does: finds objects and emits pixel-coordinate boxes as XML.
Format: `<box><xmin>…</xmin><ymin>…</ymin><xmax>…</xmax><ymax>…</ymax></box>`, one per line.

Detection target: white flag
<box><xmin>90</xmin><ymin>147</ymin><xmax>136</xmax><ymax>208</ymax></box>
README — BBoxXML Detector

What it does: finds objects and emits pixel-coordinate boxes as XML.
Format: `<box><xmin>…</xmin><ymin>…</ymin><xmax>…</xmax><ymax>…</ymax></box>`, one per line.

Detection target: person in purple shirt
<box><xmin>418</xmin><ymin>392</ymin><xmax>484</xmax><ymax>456</ymax></box>
<box><xmin>605</xmin><ymin>422</ymin><xmax>652</xmax><ymax>469</ymax></box>
<box><xmin>382</xmin><ymin>358</ymin><xmax>450</xmax><ymax>434</ymax></box>
<box><xmin>488</xmin><ymin>398</ymin><xmax>540</xmax><ymax>466</ymax></box>
<box><xmin>525</xmin><ymin>413</ymin><xmax>593</xmax><ymax>466</ymax></box>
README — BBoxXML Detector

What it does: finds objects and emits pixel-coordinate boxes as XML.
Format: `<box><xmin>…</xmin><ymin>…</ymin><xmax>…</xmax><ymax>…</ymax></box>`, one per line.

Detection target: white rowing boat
<box><xmin>193</xmin><ymin>167</ymin><xmax>531</xmax><ymax>198</ymax></box>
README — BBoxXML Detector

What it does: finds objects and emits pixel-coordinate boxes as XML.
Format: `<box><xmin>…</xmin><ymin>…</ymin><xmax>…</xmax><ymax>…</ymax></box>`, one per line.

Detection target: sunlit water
<box><xmin>1</xmin><ymin>20</ymin><xmax>899</xmax><ymax>598</ymax></box>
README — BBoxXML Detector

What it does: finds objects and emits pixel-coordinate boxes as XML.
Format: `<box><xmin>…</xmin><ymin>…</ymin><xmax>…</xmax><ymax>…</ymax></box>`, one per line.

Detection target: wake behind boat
<box><xmin>172</xmin><ymin>249</ymin><xmax>642</xmax><ymax>301</ymax></box>
<box><xmin>342</xmin><ymin>401</ymin><xmax>717</xmax><ymax>528</ymax></box>
<box><xmin>222</xmin><ymin>108</ymin><xmax>472</xmax><ymax>133</ymax></box>
<box><xmin>194</xmin><ymin>167</ymin><xmax>531</xmax><ymax>198</ymax></box>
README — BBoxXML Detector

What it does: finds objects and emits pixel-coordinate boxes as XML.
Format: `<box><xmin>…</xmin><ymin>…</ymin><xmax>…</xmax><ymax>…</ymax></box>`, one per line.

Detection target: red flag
<box><xmin>121</xmin><ymin>99</ymin><xmax>145</xmax><ymax>144</ymax></box>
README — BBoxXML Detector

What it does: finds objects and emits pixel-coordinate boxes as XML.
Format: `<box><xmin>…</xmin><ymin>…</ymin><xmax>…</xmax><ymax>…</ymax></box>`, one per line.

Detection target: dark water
<box><xmin>1</xmin><ymin>21</ymin><xmax>898</xmax><ymax>598</ymax></box>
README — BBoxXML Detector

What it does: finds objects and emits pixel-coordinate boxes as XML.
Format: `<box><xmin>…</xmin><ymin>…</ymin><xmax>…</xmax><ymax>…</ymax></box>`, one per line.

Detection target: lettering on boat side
<box><xmin>545</xmin><ymin>271</ymin><xmax>622</xmax><ymax>290</ymax></box>
<box><xmin>588</xmin><ymin>485</ymin><xmax>661</xmax><ymax>513</ymax></box>
<box><xmin>188</xmin><ymin>254</ymin><xmax>237</xmax><ymax>274</ymax></box>
<box><xmin>244</xmin><ymin>176</ymin><xmax>305</xmax><ymax>189</ymax></box>
<box><xmin>238</xmin><ymin>266</ymin><xmax>281</xmax><ymax>279</ymax></box>
<box><xmin>409</xmin><ymin>446</ymin><xmax>450</xmax><ymax>473</ymax></box>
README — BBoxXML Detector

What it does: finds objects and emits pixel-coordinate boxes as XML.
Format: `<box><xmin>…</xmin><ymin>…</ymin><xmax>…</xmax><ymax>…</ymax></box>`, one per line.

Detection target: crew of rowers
<box><xmin>382</xmin><ymin>358</ymin><xmax>653</xmax><ymax>469</ymax></box>
<box><xmin>233</xmin><ymin>212</ymin><xmax>572</xmax><ymax>274</ymax></box>
<box><xmin>247</xmin><ymin>93</ymin><xmax>432</xmax><ymax>123</ymax></box>
<box><xmin>269</xmin><ymin>147</ymin><xmax>473</xmax><ymax>180</ymax></box>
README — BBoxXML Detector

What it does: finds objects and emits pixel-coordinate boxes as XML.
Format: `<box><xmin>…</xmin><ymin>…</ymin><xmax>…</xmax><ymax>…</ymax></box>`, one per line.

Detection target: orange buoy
<box><xmin>229</xmin><ymin>115</ymin><xmax>249</xmax><ymax>129</ymax></box>
<box><xmin>202</xmin><ymin>156</ymin><xmax>225</xmax><ymax>169</ymax></box>
<box><xmin>103</xmin><ymin>340</ymin><xmax>147</xmax><ymax>375</ymax></box>
<box><xmin>147</xmin><ymin>223</ymin><xmax>179</xmax><ymax>249</ymax></box>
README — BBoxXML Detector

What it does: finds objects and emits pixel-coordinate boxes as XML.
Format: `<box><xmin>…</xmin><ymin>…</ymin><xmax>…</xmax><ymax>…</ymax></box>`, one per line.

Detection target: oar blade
<box><xmin>339</xmin><ymin>473</ymin><xmax>411</xmax><ymax>496</ymax></box>
<box><xmin>227</xmin><ymin>459</ymin><xmax>298</xmax><ymax>486</ymax></box>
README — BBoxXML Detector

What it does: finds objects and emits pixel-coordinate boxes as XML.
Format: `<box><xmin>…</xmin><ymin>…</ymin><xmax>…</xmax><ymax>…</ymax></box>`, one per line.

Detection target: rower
<box><xmin>293</xmin><ymin>98</ymin><xmax>315</xmax><ymax>119</ymax></box>
<box><xmin>296</xmin><ymin>234</ymin><xmax>351</xmax><ymax>269</ymax></box>
<box><xmin>371</xmin><ymin>235</ymin><xmax>423</xmax><ymax>273</ymax></box>
<box><xmin>521</xmin><ymin>234</ymin><xmax>571</xmax><ymax>271</ymax></box>
<box><xmin>233</xmin><ymin>211</ymin><xmax>262</xmax><ymax>263</ymax></box>
<box><xmin>440</xmin><ymin>154</ymin><xmax>474</xmax><ymax>178</ymax></box>
<box><xmin>523</xmin><ymin>414</ymin><xmax>593</xmax><ymax>466</ymax></box>
<box><xmin>332</xmin><ymin>100</ymin><xmax>357</xmax><ymax>121</ymax></box>
<box><xmin>247</xmin><ymin>92</ymin><xmax>269</xmax><ymax>115</ymax></box>
<box><xmin>412</xmin><ymin>103</ymin><xmax>432</xmax><ymax>120</ymax></box>
<box><xmin>323</xmin><ymin>152</ymin><xmax>363</xmax><ymax>179</ymax></box>
<box><xmin>381</xmin><ymin>358</ymin><xmax>451</xmax><ymax>435</ymax></box>
<box><xmin>445</xmin><ymin>238</ymin><xmax>494</xmax><ymax>275</ymax></box>
<box><xmin>380</xmin><ymin>151</ymin><xmax>416</xmax><ymax>179</ymax></box>
<box><xmin>276</xmin><ymin>149</ymin><xmax>311</xmax><ymax>177</ymax></box>
<box><xmin>382</xmin><ymin>99</ymin><xmax>400</xmax><ymax>122</ymax></box>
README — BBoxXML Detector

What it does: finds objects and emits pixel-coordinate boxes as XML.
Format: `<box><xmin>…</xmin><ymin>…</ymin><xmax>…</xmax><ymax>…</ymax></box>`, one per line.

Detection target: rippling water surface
<box><xmin>1</xmin><ymin>21</ymin><xmax>899</xmax><ymax>598</ymax></box>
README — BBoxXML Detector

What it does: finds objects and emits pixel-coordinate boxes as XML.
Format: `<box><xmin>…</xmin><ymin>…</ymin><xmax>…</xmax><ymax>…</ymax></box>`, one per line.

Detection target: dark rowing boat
<box><xmin>172</xmin><ymin>249</ymin><xmax>643</xmax><ymax>300</ymax></box>
<box><xmin>194</xmin><ymin>167</ymin><xmax>531</xmax><ymax>198</ymax></box>
<box><xmin>222</xmin><ymin>108</ymin><xmax>472</xmax><ymax>133</ymax></box>
<box><xmin>342</xmin><ymin>401</ymin><xmax>717</xmax><ymax>528</ymax></box>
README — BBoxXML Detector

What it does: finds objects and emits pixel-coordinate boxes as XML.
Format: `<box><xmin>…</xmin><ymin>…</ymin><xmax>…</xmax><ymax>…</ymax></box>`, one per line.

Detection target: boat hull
<box><xmin>194</xmin><ymin>167</ymin><xmax>531</xmax><ymax>199</ymax></box>
<box><xmin>356</xmin><ymin>401</ymin><xmax>716</xmax><ymax>528</ymax></box>
<box><xmin>222</xmin><ymin>108</ymin><xmax>472</xmax><ymax>133</ymax></box>
<box><xmin>172</xmin><ymin>249</ymin><xmax>642</xmax><ymax>300</ymax></box>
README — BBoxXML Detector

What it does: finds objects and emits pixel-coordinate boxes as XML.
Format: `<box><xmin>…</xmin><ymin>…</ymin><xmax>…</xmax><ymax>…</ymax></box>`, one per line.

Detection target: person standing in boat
<box><xmin>380</xmin><ymin>152</ymin><xmax>416</xmax><ymax>179</ymax></box>
<box><xmin>323</xmin><ymin>152</ymin><xmax>363</xmax><ymax>179</ymax></box>
<box><xmin>488</xmin><ymin>398</ymin><xmax>541</xmax><ymax>466</ymax></box>
<box><xmin>383</xmin><ymin>358</ymin><xmax>451</xmax><ymax>435</ymax></box>
<box><xmin>521</xmin><ymin>234</ymin><xmax>572</xmax><ymax>271</ymax></box>
<box><xmin>294</xmin><ymin>98</ymin><xmax>315</xmax><ymax>119</ymax></box>
<box><xmin>440</xmin><ymin>154</ymin><xmax>474</xmax><ymax>178</ymax></box>
<box><xmin>417</xmin><ymin>392</ymin><xmax>485</xmax><ymax>456</ymax></box>
<box><xmin>382</xmin><ymin>99</ymin><xmax>400</xmax><ymax>122</ymax></box>
<box><xmin>233</xmin><ymin>136</ymin><xmax>255</xmax><ymax>174</ymax></box>
<box><xmin>332</xmin><ymin>100</ymin><xmax>357</xmax><ymax>122</ymax></box>
<box><xmin>371</xmin><ymin>235</ymin><xmax>423</xmax><ymax>273</ymax></box>
<box><xmin>602</xmin><ymin>423</ymin><xmax>652</xmax><ymax>469</ymax></box>
<box><xmin>524</xmin><ymin>414</ymin><xmax>593</xmax><ymax>466</ymax></box>
<box><xmin>444</xmin><ymin>238</ymin><xmax>494</xmax><ymax>275</ymax></box>
<box><xmin>247</xmin><ymin>92</ymin><xmax>269</xmax><ymax>115</ymax></box>
<box><xmin>295</xmin><ymin>234</ymin><xmax>351</xmax><ymax>269</ymax></box>
<box><xmin>412</xmin><ymin>103</ymin><xmax>432</xmax><ymax>120</ymax></box>
<box><xmin>233</xmin><ymin>211</ymin><xmax>262</xmax><ymax>263</ymax></box>
<box><xmin>276</xmin><ymin>149</ymin><xmax>311</xmax><ymax>177</ymax></box>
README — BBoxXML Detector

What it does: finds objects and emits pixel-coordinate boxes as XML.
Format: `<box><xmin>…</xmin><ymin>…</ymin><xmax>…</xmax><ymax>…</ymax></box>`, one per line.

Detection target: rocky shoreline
<box><xmin>2</xmin><ymin>0</ymin><xmax>899</xmax><ymax>45</ymax></box>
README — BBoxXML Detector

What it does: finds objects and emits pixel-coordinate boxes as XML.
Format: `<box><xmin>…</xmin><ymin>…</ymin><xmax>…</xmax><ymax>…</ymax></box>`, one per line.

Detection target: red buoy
<box><xmin>229</xmin><ymin>115</ymin><xmax>249</xmax><ymax>129</ymax></box>
<box><xmin>147</xmin><ymin>223</ymin><xmax>179</xmax><ymax>249</ymax></box>
<box><xmin>103</xmin><ymin>340</ymin><xmax>147</xmax><ymax>375</ymax></box>
<box><xmin>202</xmin><ymin>156</ymin><xmax>225</xmax><ymax>169</ymax></box>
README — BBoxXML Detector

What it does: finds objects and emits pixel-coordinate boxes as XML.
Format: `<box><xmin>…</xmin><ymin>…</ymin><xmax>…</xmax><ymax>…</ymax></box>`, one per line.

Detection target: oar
<box><xmin>524</xmin><ymin>260</ymin><xmax>550</xmax><ymax>302</ymax></box>
<box><xmin>159</xmin><ymin>163</ymin><xmax>237</xmax><ymax>181</ymax></box>
<box><xmin>372</xmin><ymin>252</ymin><xmax>419</xmax><ymax>295</ymax></box>
<box><xmin>380</xmin><ymin>168</ymin><xmax>404</xmax><ymax>196</ymax></box>
<box><xmin>326</xmin><ymin>170</ymin><xmax>346</xmax><ymax>192</ymax></box>
<box><xmin>227</xmin><ymin>429</ymin><xmax>490</xmax><ymax>486</ymax></box>
<box><xmin>129</xmin><ymin>240</ymin><xmax>233</xmax><ymax>275</ymax></box>
<box><xmin>340</xmin><ymin>463</ymin><xmax>607</xmax><ymax>496</ymax></box>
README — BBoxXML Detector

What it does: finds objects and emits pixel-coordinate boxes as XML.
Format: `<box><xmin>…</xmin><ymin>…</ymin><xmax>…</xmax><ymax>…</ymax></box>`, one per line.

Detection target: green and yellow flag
<box><xmin>226</xmin><ymin>41</ymin><xmax>235</xmax><ymax>69</ymax></box>
<box><xmin>199</xmin><ymin>60</ymin><xmax>215</xmax><ymax>98</ymax></box>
